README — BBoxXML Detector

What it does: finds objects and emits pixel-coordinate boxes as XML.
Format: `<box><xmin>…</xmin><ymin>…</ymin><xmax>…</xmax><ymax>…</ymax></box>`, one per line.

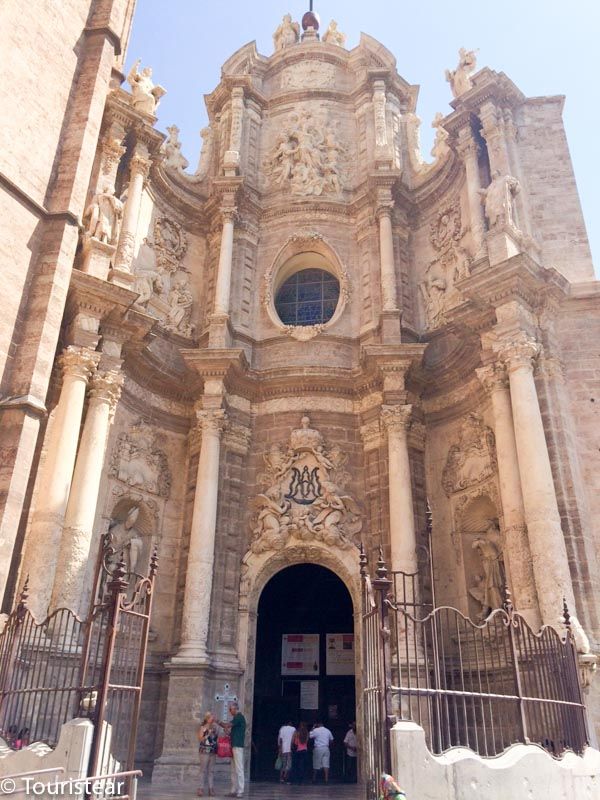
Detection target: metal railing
<box><xmin>361</xmin><ymin>545</ymin><xmax>588</xmax><ymax>797</ymax></box>
<box><xmin>0</xmin><ymin>532</ymin><xmax>158</xmax><ymax>799</ymax></box>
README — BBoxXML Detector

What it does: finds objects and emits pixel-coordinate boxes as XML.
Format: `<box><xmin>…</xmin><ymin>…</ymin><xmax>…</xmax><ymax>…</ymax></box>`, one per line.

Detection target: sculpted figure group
<box><xmin>127</xmin><ymin>59</ymin><xmax>166</xmax><ymax>115</ymax></box>
<box><xmin>268</xmin><ymin>111</ymin><xmax>346</xmax><ymax>196</ymax></box>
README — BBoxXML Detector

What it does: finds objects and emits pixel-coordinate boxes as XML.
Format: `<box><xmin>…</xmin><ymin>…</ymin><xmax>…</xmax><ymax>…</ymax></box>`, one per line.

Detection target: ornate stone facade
<box><xmin>3</xmin><ymin>6</ymin><xmax>600</xmax><ymax>786</ymax></box>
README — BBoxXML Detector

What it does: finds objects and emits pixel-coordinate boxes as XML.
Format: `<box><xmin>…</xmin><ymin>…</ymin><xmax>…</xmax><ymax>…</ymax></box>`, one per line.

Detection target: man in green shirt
<box><xmin>220</xmin><ymin>702</ymin><xmax>246</xmax><ymax>797</ymax></box>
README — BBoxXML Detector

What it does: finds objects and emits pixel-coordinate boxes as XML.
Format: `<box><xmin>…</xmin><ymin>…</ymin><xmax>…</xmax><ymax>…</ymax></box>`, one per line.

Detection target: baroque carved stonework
<box><xmin>280</xmin><ymin>62</ymin><xmax>337</xmax><ymax>90</ymax></box>
<box><xmin>420</xmin><ymin>202</ymin><xmax>470</xmax><ymax>328</ymax></box>
<box><xmin>110</xmin><ymin>419</ymin><xmax>172</xmax><ymax>497</ymax></box>
<box><xmin>265</xmin><ymin>110</ymin><xmax>347</xmax><ymax>197</ymax></box>
<box><xmin>442</xmin><ymin>413</ymin><xmax>497</xmax><ymax>496</ymax></box>
<box><xmin>250</xmin><ymin>416</ymin><xmax>362</xmax><ymax>554</ymax></box>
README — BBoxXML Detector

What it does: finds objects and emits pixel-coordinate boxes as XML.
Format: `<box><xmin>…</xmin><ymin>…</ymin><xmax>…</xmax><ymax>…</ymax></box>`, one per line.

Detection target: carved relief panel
<box><xmin>249</xmin><ymin>416</ymin><xmax>362</xmax><ymax>554</ymax></box>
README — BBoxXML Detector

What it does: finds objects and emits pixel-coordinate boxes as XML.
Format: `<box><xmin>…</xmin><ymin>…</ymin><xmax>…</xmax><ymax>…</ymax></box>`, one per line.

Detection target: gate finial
<box><xmin>502</xmin><ymin>583</ymin><xmax>514</xmax><ymax>617</ymax></box>
<box><xmin>376</xmin><ymin>545</ymin><xmax>389</xmax><ymax>581</ymax></box>
<box><xmin>359</xmin><ymin>542</ymin><xmax>368</xmax><ymax>578</ymax></box>
<box><xmin>150</xmin><ymin>546</ymin><xmax>159</xmax><ymax>579</ymax></box>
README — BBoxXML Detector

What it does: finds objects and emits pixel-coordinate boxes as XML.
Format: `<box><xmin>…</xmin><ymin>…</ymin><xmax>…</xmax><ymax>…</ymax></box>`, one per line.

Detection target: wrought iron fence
<box><xmin>0</xmin><ymin>533</ymin><xmax>157</xmax><ymax>799</ymax></box>
<box><xmin>361</xmin><ymin>545</ymin><xmax>588</xmax><ymax>798</ymax></box>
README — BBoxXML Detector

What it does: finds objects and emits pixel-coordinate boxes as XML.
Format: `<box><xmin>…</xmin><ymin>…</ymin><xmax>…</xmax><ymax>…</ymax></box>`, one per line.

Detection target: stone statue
<box><xmin>323</xmin><ymin>20</ymin><xmax>346</xmax><ymax>47</ymax></box>
<box><xmin>163</xmin><ymin>125</ymin><xmax>189</xmax><ymax>172</ymax></box>
<box><xmin>83</xmin><ymin>186</ymin><xmax>123</xmax><ymax>245</ymax></box>
<box><xmin>471</xmin><ymin>533</ymin><xmax>504</xmax><ymax>618</ymax></box>
<box><xmin>110</xmin><ymin>506</ymin><xmax>144</xmax><ymax>575</ymax></box>
<box><xmin>127</xmin><ymin>59</ymin><xmax>166</xmax><ymax>115</ymax></box>
<box><xmin>431</xmin><ymin>112</ymin><xmax>450</xmax><ymax>161</ymax></box>
<box><xmin>480</xmin><ymin>170</ymin><xmax>521</xmax><ymax>231</ymax></box>
<box><xmin>196</xmin><ymin>126</ymin><xmax>213</xmax><ymax>179</ymax></box>
<box><xmin>304</xmin><ymin>480</ymin><xmax>362</xmax><ymax>548</ymax></box>
<box><xmin>165</xmin><ymin>273</ymin><xmax>194</xmax><ymax>336</ymax></box>
<box><xmin>134</xmin><ymin>269</ymin><xmax>165</xmax><ymax>307</ymax></box>
<box><xmin>273</xmin><ymin>14</ymin><xmax>300</xmax><ymax>51</ymax></box>
<box><xmin>445</xmin><ymin>48</ymin><xmax>478</xmax><ymax>98</ymax></box>
<box><xmin>420</xmin><ymin>262</ymin><xmax>448</xmax><ymax>326</ymax></box>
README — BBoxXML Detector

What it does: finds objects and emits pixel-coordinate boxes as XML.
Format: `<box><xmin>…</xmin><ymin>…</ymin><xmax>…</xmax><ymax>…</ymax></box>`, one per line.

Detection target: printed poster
<box><xmin>326</xmin><ymin>633</ymin><xmax>355</xmax><ymax>675</ymax></box>
<box><xmin>300</xmin><ymin>681</ymin><xmax>319</xmax><ymax>709</ymax></box>
<box><xmin>281</xmin><ymin>633</ymin><xmax>320</xmax><ymax>675</ymax></box>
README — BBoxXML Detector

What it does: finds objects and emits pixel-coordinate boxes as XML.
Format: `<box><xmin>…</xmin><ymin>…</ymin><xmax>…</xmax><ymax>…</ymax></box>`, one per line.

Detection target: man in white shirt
<box><xmin>278</xmin><ymin>720</ymin><xmax>296</xmax><ymax>783</ymax></box>
<box><xmin>309</xmin><ymin>721</ymin><xmax>334</xmax><ymax>784</ymax></box>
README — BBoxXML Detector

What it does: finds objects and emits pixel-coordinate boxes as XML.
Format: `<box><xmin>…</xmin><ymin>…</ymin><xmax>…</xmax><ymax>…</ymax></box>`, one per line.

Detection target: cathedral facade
<box><xmin>2</xmin><ymin>2</ymin><xmax>600</xmax><ymax>785</ymax></box>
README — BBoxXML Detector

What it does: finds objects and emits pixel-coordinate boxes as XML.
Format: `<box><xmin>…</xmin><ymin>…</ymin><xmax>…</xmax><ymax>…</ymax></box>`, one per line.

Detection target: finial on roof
<box><xmin>302</xmin><ymin>1</ymin><xmax>320</xmax><ymax>34</ymax></box>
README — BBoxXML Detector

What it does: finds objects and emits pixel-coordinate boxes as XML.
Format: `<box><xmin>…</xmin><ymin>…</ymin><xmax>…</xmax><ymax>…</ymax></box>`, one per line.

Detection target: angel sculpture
<box><xmin>250</xmin><ymin>488</ymin><xmax>291</xmax><ymax>553</ymax></box>
<box><xmin>305</xmin><ymin>480</ymin><xmax>362</xmax><ymax>548</ymax></box>
<box><xmin>127</xmin><ymin>59</ymin><xmax>166</xmax><ymax>115</ymax></box>
<box><xmin>445</xmin><ymin>48</ymin><xmax>478</xmax><ymax>98</ymax></box>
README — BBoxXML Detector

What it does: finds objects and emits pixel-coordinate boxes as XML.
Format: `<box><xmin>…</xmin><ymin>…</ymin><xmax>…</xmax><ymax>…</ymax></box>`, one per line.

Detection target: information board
<box><xmin>300</xmin><ymin>681</ymin><xmax>319</xmax><ymax>709</ymax></box>
<box><xmin>325</xmin><ymin>633</ymin><xmax>355</xmax><ymax>675</ymax></box>
<box><xmin>281</xmin><ymin>633</ymin><xmax>320</xmax><ymax>675</ymax></box>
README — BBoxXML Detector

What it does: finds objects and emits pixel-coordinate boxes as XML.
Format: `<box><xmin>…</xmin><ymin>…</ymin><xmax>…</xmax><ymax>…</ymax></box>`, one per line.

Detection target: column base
<box><xmin>109</xmin><ymin>267</ymin><xmax>136</xmax><ymax>288</ymax></box>
<box><xmin>153</xmin><ymin>661</ymin><xmax>246</xmax><ymax>785</ymax></box>
<box><xmin>380</xmin><ymin>309</ymin><xmax>402</xmax><ymax>343</ymax></box>
<box><xmin>208</xmin><ymin>313</ymin><xmax>232</xmax><ymax>348</ymax></box>
<box><xmin>81</xmin><ymin>235</ymin><xmax>115</xmax><ymax>281</ymax></box>
<box><xmin>486</xmin><ymin>228</ymin><xmax>522</xmax><ymax>266</ymax></box>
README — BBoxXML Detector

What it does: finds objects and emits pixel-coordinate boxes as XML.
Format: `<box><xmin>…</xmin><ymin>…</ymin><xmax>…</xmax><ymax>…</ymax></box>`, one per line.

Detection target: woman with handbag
<box><xmin>197</xmin><ymin>711</ymin><xmax>218</xmax><ymax>796</ymax></box>
<box><xmin>289</xmin><ymin>722</ymin><xmax>310</xmax><ymax>785</ymax></box>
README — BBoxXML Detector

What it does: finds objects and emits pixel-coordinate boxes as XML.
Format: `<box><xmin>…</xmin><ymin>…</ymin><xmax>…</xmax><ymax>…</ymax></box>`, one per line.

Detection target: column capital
<box><xmin>220</xmin><ymin>205</ymin><xmax>238</xmax><ymax>224</ymax></box>
<box><xmin>495</xmin><ymin>335</ymin><xmax>541</xmax><ymax>373</ymax></box>
<box><xmin>455</xmin><ymin>126</ymin><xmax>477</xmax><ymax>158</ymax></box>
<box><xmin>375</xmin><ymin>202</ymin><xmax>394</xmax><ymax>221</ymax></box>
<box><xmin>59</xmin><ymin>346</ymin><xmax>99</xmax><ymax>381</ymax></box>
<box><xmin>99</xmin><ymin>124</ymin><xmax>126</xmax><ymax>178</ymax></box>
<box><xmin>195</xmin><ymin>407</ymin><xmax>228</xmax><ymax>436</ymax></box>
<box><xmin>89</xmin><ymin>369</ymin><xmax>124</xmax><ymax>410</ymax></box>
<box><xmin>130</xmin><ymin>152</ymin><xmax>152</xmax><ymax>179</ymax></box>
<box><xmin>381</xmin><ymin>404</ymin><xmax>413</xmax><ymax>435</ymax></box>
<box><xmin>476</xmin><ymin>362</ymin><xmax>508</xmax><ymax>394</ymax></box>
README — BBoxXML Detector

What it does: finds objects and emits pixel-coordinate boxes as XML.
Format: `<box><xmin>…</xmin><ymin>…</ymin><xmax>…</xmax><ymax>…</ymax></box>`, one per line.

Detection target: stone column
<box><xmin>21</xmin><ymin>346</ymin><xmax>98</xmax><ymax>620</ymax></box>
<box><xmin>112</xmin><ymin>142</ymin><xmax>151</xmax><ymax>282</ymax></box>
<box><xmin>50</xmin><ymin>369</ymin><xmax>123</xmax><ymax>615</ymax></box>
<box><xmin>456</xmin><ymin>127</ymin><xmax>485</xmax><ymax>259</ymax></box>
<box><xmin>174</xmin><ymin>408</ymin><xmax>227</xmax><ymax>663</ymax></box>
<box><xmin>377</xmin><ymin>206</ymin><xmax>398</xmax><ymax>312</ymax></box>
<box><xmin>476</xmin><ymin>363</ymin><xmax>540</xmax><ymax>626</ymax></box>
<box><xmin>223</xmin><ymin>87</ymin><xmax>245</xmax><ymax>176</ymax></box>
<box><xmin>381</xmin><ymin>405</ymin><xmax>417</xmax><ymax>573</ymax></box>
<box><xmin>213</xmin><ymin>208</ymin><xmax>237</xmax><ymax>317</ymax></box>
<box><xmin>497</xmin><ymin>336</ymin><xmax>575</xmax><ymax>624</ymax></box>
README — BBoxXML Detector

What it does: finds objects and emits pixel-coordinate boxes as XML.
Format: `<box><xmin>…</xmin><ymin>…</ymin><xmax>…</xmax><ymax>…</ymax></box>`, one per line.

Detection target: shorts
<box><xmin>281</xmin><ymin>752</ymin><xmax>292</xmax><ymax>771</ymax></box>
<box><xmin>313</xmin><ymin>747</ymin><xmax>330</xmax><ymax>770</ymax></box>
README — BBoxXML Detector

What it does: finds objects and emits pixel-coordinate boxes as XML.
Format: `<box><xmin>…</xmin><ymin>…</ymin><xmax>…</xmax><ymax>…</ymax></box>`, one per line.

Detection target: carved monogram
<box><xmin>250</xmin><ymin>416</ymin><xmax>362</xmax><ymax>554</ymax></box>
<box><xmin>442</xmin><ymin>413</ymin><xmax>497</xmax><ymax>496</ymax></box>
<box><xmin>110</xmin><ymin>420</ymin><xmax>171</xmax><ymax>498</ymax></box>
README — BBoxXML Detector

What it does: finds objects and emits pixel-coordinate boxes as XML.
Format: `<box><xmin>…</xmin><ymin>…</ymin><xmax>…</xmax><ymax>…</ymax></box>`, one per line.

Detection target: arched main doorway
<box><xmin>251</xmin><ymin>564</ymin><xmax>356</xmax><ymax>781</ymax></box>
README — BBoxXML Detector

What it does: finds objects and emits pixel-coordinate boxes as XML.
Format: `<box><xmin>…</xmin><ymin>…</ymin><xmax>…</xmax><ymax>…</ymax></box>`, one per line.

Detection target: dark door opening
<box><xmin>251</xmin><ymin>564</ymin><xmax>356</xmax><ymax>782</ymax></box>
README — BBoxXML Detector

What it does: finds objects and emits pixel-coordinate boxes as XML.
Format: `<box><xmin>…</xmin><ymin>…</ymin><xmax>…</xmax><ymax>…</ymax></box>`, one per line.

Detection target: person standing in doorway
<box><xmin>197</xmin><ymin>711</ymin><xmax>218</xmax><ymax>796</ymax></box>
<box><xmin>278</xmin><ymin>719</ymin><xmax>296</xmax><ymax>783</ymax></box>
<box><xmin>290</xmin><ymin>722</ymin><xmax>310</xmax><ymax>785</ymax></box>
<box><xmin>309</xmin><ymin>721</ymin><xmax>334</xmax><ymax>784</ymax></box>
<box><xmin>343</xmin><ymin>721</ymin><xmax>358</xmax><ymax>783</ymax></box>
<box><xmin>220</xmin><ymin>702</ymin><xmax>246</xmax><ymax>797</ymax></box>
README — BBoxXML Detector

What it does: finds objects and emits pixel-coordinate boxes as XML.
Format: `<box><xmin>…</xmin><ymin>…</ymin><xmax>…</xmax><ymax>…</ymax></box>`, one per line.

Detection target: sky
<box><xmin>127</xmin><ymin>0</ymin><xmax>599</xmax><ymax>272</ymax></box>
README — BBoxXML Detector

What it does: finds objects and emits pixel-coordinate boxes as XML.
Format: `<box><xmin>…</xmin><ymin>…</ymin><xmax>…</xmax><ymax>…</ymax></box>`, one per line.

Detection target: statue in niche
<box><xmin>273</xmin><ymin>14</ymin><xmax>300</xmax><ymax>51</ymax></box>
<box><xmin>163</xmin><ymin>125</ymin><xmax>189</xmax><ymax>173</ymax></box>
<box><xmin>165</xmin><ymin>272</ymin><xmax>194</xmax><ymax>336</ymax></box>
<box><xmin>469</xmin><ymin>521</ymin><xmax>504</xmax><ymax>620</ymax></box>
<box><xmin>442</xmin><ymin>414</ymin><xmax>496</xmax><ymax>495</ymax></box>
<box><xmin>420</xmin><ymin>262</ymin><xmax>449</xmax><ymax>327</ymax></box>
<box><xmin>323</xmin><ymin>20</ymin><xmax>346</xmax><ymax>47</ymax></box>
<box><xmin>266</xmin><ymin>111</ymin><xmax>346</xmax><ymax>197</ymax></box>
<box><xmin>127</xmin><ymin>59</ymin><xmax>166</xmax><ymax>115</ymax></box>
<box><xmin>480</xmin><ymin>170</ymin><xmax>521</xmax><ymax>232</ymax></box>
<box><xmin>445</xmin><ymin>48</ymin><xmax>478</xmax><ymax>98</ymax></box>
<box><xmin>249</xmin><ymin>416</ymin><xmax>362</xmax><ymax>554</ymax></box>
<box><xmin>83</xmin><ymin>186</ymin><xmax>123</xmax><ymax>246</ymax></box>
<box><xmin>109</xmin><ymin>506</ymin><xmax>144</xmax><ymax>575</ymax></box>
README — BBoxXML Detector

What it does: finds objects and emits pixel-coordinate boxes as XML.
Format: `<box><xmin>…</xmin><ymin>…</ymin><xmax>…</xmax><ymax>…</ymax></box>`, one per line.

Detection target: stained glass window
<box><xmin>275</xmin><ymin>269</ymin><xmax>340</xmax><ymax>327</ymax></box>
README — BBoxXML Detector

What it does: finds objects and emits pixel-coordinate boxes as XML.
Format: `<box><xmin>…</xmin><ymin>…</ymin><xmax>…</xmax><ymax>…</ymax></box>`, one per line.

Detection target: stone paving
<box><xmin>139</xmin><ymin>781</ymin><xmax>365</xmax><ymax>800</ymax></box>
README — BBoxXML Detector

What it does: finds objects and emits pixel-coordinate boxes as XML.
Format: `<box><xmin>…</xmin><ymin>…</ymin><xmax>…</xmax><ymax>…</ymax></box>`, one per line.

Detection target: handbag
<box><xmin>274</xmin><ymin>754</ymin><xmax>282</xmax><ymax>770</ymax></box>
<box><xmin>217</xmin><ymin>736</ymin><xmax>233</xmax><ymax>759</ymax></box>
